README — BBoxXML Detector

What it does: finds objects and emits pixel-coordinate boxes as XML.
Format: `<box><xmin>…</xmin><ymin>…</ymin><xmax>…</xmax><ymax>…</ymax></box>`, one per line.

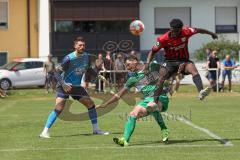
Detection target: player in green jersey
<box><xmin>97</xmin><ymin>55</ymin><xmax>169</xmax><ymax>147</ymax></box>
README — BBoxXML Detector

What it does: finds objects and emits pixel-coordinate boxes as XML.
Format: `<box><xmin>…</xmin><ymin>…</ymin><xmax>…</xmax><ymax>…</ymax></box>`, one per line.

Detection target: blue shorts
<box><xmin>56</xmin><ymin>86</ymin><xmax>89</xmax><ymax>100</ymax></box>
<box><xmin>209</xmin><ymin>71</ymin><xmax>217</xmax><ymax>80</ymax></box>
<box><xmin>222</xmin><ymin>71</ymin><xmax>232</xmax><ymax>81</ymax></box>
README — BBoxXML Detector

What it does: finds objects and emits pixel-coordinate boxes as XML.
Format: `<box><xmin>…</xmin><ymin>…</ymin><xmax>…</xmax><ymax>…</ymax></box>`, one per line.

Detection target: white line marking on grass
<box><xmin>0</xmin><ymin>144</ymin><xmax>231</xmax><ymax>152</ymax></box>
<box><xmin>162</xmin><ymin>113</ymin><xmax>233</xmax><ymax>146</ymax></box>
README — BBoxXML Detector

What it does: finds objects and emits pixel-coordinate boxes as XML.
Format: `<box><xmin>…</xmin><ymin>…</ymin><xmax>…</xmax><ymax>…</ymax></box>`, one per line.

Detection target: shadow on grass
<box><xmin>132</xmin><ymin>138</ymin><xmax>240</xmax><ymax>146</ymax></box>
<box><xmin>53</xmin><ymin>132</ymin><xmax>123</xmax><ymax>138</ymax></box>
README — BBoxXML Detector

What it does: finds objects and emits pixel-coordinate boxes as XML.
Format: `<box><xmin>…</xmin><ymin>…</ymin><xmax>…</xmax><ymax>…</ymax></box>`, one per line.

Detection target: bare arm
<box><xmin>97</xmin><ymin>87</ymin><xmax>128</xmax><ymax>108</ymax></box>
<box><xmin>206</xmin><ymin>60</ymin><xmax>210</xmax><ymax>69</ymax></box>
<box><xmin>144</xmin><ymin>50</ymin><xmax>158</xmax><ymax>72</ymax></box>
<box><xmin>197</xmin><ymin>28</ymin><xmax>218</xmax><ymax>39</ymax></box>
<box><xmin>217</xmin><ymin>61</ymin><xmax>220</xmax><ymax>69</ymax></box>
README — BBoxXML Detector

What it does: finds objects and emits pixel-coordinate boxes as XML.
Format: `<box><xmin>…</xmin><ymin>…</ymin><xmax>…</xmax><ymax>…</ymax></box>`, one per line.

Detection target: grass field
<box><xmin>0</xmin><ymin>85</ymin><xmax>240</xmax><ymax>160</ymax></box>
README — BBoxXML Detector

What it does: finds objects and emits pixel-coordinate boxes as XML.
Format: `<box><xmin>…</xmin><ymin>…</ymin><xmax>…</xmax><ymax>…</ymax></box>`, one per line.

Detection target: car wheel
<box><xmin>0</xmin><ymin>79</ymin><xmax>11</xmax><ymax>90</ymax></box>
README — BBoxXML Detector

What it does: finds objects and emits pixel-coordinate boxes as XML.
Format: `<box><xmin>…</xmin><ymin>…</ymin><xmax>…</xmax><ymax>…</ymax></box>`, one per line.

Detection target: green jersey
<box><xmin>124</xmin><ymin>62</ymin><xmax>160</xmax><ymax>98</ymax></box>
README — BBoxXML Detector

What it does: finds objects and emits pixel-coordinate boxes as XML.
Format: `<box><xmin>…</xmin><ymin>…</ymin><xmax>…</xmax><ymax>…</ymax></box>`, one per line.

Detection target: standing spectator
<box><xmin>114</xmin><ymin>52</ymin><xmax>125</xmax><ymax>90</ymax></box>
<box><xmin>82</xmin><ymin>55</ymin><xmax>96</xmax><ymax>91</ymax></box>
<box><xmin>43</xmin><ymin>54</ymin><xmax>56</xmax><ymax>93</ymax></box>
<box><xmin>205</xmin><ymin>48</ymin><xmax>212</xmax><ymax>81</ymax></box>
<box><xmin>221</xmin><ymin>54</ymin><xmax>236</xmax><ymax>92</ymax></box>
<box><xmin>95</xmin><ymin>53</ymin><xmax>105</xmax><ymax>92</ymax></box>
<box><xmin>104</xmin><ymin>51</ymin><xmax>113</xmax><ymax>91</ymax></box>
<box><xmin>206</xmin><ymin>50</ymin><xmax>220</xmax><ymax>91</ymax></box>
<box><xmin>205</xmin><ymin>48</ymin><xmax>212</xmax><ymax>60</ymax></box>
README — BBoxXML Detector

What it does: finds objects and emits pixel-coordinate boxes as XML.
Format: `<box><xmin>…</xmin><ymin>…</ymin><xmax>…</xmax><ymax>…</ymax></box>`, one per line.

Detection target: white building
<box><xmin>140</xmin><ymin>0</ymin><xmax>240</xmax><ymax>56</ymax></box>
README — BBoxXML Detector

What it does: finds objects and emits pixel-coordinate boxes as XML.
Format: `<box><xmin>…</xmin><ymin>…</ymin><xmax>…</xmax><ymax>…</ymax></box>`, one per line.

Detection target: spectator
<box><xmin>205</xmin><ymin>48</ymin><xmax>212</xmax><ymax>81</ymax></box>
<box><xmin>114</xmin><ymin>52</ymin><xmax>125</xmax><ymax>90</ymax></box>
<box><xmin>43</xmin><ymin>54</ymin><xmax>56</xmax><ymax>93</ymax></box>
<box><xmin>221</xmin><ymin>54</ymin><xmax>236</xmax><ymax>92</ymax></box>
<box><xmin>104</xmin><ymin>51</ymin><xmax>113</xmax><ymax>91</ymax></box>
<box><xmin>82</xmin><ymin>55</ymin><xmax>96</xmax><ymax>91</ymax></box>
<box><xmin>205</xmin><ymin>48</ymin><xmax>212</xmax><ymax>60</ymax></box>
<box><xmin>95</xmin><ymin>53</ymin><xmax>105</xmax><ymax>92</ymax></box>
<box><xmin>206</xmin><ymin>50</ymin><xmax>220</xmax><ymax>91</ymax></box>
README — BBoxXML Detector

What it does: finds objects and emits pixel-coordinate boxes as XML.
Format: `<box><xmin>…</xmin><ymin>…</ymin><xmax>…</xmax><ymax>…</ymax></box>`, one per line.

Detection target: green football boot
<box><xmin>161</xmin><ymin>128</ymin><xmax>169</xmax><ymax>143</ymax></box>
<box><xmin>113</xmin><ymin>137</ymin><xmax>129</xmax><ymax>147</ymax></box>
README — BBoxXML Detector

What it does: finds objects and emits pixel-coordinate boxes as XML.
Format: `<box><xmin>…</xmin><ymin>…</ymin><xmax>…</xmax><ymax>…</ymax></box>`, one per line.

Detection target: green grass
<box><xmin>0</xmin><ymin>85</ymin><xmax>240</xmax><ymax>160</ymax></box>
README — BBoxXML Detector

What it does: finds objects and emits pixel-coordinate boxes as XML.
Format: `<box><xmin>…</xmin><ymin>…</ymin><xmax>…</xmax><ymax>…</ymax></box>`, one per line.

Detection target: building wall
<box><xmin>0</xmin><ymin>0</ymin><xmax>38</xmax><ymax>63</ymax></box>
<box><xmin>139</xmin><ymin>0</ymin><xmax>240</xmax><ymax>56</ymax></box>
<box><xmin>29</xmin><ymin>0</ymin><xmax>38</xmax><ymax>58</ymax></box>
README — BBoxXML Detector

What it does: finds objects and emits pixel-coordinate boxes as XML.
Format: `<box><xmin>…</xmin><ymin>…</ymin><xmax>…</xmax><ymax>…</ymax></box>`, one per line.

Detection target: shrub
<box><xmin>194</xmin><ymin>36</ymin><xmax>240</xmax><ymax>61</ymax></box>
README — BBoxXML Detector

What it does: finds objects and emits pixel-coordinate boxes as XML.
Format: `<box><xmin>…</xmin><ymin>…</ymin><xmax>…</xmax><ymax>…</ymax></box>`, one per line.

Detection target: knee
<box><xmin>129</xmin><ymin>111</ymin><xmax>138</xmax><ymax>117</ymax></box>
<box><xmin>191</xmin><ymin>71</ymin><xmax>199</xmax><ymax>76</ymax></box>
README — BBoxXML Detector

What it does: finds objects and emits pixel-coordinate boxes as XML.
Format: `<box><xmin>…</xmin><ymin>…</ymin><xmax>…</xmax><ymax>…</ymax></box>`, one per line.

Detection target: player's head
<box><xmin>74</xmin><ymin>36</ymin><xmax>85</xmax><ymax>53</ymax></box>
<box><xmin>169</xmin><ymin>18</ymin><xmax>183</xmax><ymax>37</ymax></box>
<box><xmin>211</xmin><ymin>50</ymin><xmax>217</xmax><ymax>57</ymax></box>
<box><xmin>47</xmin><ymin>54</ymin><xmax>53</xmax><ymax>60</ymax></box>
<box><xmin>226</xmin><ymin>54</ymin><xmax>231</xmax><ymax>61</ymax></box>
<box><xmin>125</xmin><ymin>55</ymin><xmax>139</xmax><ymax>72</ymax></box>
<box><xmin>98</xmin><ymin>53</ymin><xmax>103</xmax><ymax>59</ymax></box>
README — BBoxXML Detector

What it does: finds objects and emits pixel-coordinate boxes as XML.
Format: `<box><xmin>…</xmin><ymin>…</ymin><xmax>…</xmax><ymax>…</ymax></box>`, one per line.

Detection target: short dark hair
<box><xmin>170</xmin><ymin>19</ymin><xmax>183</xmax><ymax>29</ymax></box>
<box><xmin>125</xmin><ymin>55</ymin><xmax>138</xmax><ymax>62</ymax></box>
<box><xmin>74</xmin><ymin>36</ymin><xmax>85</xmax><ymax>44</ymax></box>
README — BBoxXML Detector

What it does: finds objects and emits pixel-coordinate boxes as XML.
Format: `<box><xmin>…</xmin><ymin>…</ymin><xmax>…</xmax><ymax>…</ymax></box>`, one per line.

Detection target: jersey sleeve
<box><xmin>152</xmin><ymin>36</ymin><xmax>165</xmax><ymax>52</ymax></box>
<box><xmin>124</xmin><ymin>77</ymin><xmax>138</xmax><ymax>90</ymax></box>
<box><xmin>60</xmin><ymin>55</ymin><xmax>70</xmax><ymax>71</ymax></box>
<box><xmin>222</xmin><ymin>60</ymin><xmax>226</xmax><ymax>66</ymax></box>
<box><xmin>54</xmin><ymin>55</ymin><xmax>70</xmax><ymax>84</ymax></box>
<box><xmin>183</xmin><ymin>27</ymin><xmax>199</xmax><ymax>37</ymax></box>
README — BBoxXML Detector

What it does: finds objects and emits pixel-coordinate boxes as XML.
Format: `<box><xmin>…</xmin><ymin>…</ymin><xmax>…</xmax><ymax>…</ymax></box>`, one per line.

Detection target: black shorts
<box><xmin>161</xmin><ymin>60</ymin><xmax>194</xmax><ymax>79</ymax></box>
<box><xmin>56</xmin><ymin>86</ymin><xmax>89</xmax><ymax>100</ymax></box>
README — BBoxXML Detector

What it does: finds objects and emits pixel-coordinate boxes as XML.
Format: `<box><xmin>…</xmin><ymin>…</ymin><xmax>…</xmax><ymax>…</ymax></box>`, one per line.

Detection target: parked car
<box><xmin>0</xmin><ymin>58</ymin><xmax>47</xmax><ymax>90</ymax></box>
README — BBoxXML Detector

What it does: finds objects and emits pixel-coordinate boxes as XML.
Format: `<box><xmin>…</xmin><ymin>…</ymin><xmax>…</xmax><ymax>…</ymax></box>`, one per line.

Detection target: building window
<box><xmin>0</xmin><ymin>52</ymin><xmax>7</xmax><ymax>66</ymax></box>
<box><xmin>54</xmin><ymin>20</ymin><xmax>131</xmax><ymax>33</ymax></box>
<box><xmin>154</xmin><ymin>7</ymin><xmax>191</xmax><ymax>34</ymax></box>
<box><xmin>215</xmin><ymin>7</ymin><xmax>237</xmax><ymax>33</ymax></box>
<box><xmin>0</xmin><ymin>0</ymin><xmax>8</xmax><ymax>28</ymax></box>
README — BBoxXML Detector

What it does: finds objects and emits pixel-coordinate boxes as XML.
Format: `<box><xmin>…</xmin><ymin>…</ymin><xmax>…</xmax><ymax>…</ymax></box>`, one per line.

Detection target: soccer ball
<box><xmin>129</xmin><ymin>20</ymin><xmax>145</xmax><ymax>36</ymax></box>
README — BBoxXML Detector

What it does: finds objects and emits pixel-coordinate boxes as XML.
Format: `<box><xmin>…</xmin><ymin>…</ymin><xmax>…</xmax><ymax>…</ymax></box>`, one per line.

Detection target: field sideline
<box><xmin>0</xmin><ymin>85</ymin><xmax>240</xmax><ymax>160</ymax></box>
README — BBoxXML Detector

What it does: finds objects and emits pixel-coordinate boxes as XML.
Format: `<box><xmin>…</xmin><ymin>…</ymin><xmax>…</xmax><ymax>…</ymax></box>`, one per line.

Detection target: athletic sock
<box><xmin>151</xmin><ymin>111</ymin><xmax>167</xmax><ymax>130</ymax></box>
<box><xmin>44</xmin><ymin>109</ymin><xmax>61</xmax><ymax>129</ymax></box>
<box><xmin>88</xmin><ymin>105</ymin><xmax>98</xmax><ymax>131</ymax></box>
<box><xmin>193</xmin><ymin>74</ymin><xmax>203</xmax><ymax>92</ymax></box>
<box><xmin>123</xmin><ymin>116</ymin><xmax>137</xmax><ymax>142</ymax></box>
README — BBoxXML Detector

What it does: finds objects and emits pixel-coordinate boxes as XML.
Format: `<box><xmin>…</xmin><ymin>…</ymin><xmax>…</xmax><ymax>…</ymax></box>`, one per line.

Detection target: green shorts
<box><xmin>137</xmin><ymin>95</ymin><xmax>169</xmax><ymax>112</ymax></box>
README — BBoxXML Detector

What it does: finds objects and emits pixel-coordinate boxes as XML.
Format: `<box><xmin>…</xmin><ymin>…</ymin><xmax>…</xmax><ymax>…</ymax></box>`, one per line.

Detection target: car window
<box><xmin>34</xmin><ymin>62</ymin><xmax>44</xmax><ymax>68</ymax></box>
<box><xmin>14</xmin><ymin>62</ymin><xmax>26</xmax><ymax>70</ymax></box>
<box><xmin>25</xmin><ymin>62</ymin><xmax>44</xmax><ymax>69</ymax></box>
<box><xmin>0</xmin><ymin>62</ymin><xmax>19</xmax><ymax>70</ymax></box>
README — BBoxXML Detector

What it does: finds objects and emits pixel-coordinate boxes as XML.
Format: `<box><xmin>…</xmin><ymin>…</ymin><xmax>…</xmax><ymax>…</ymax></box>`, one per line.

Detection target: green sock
<box><xmin>152</xmin><ymin>111</ymin><xmax>167</xmax><ymax>130</ymax></box>
<box><xmin>123</xmin><ymin>116</ymin><xmax>137</xmax><ymax>142</ymax></box>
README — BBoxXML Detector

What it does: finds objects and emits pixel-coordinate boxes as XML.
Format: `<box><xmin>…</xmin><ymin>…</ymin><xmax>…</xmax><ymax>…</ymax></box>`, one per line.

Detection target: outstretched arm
<box><xmin>96</xmin><ymin>88</ymin><xmax>128</xmax><ymax>108</ymax></box>
<box><xmin>197</xmin><ymin>28</ymin><xmax>218</xmax><ymax>39</ymax></box>
<box><xmin>144</xmin><ymin>40</ymin><xmax>162</xmax><ymax>72</ymax></box>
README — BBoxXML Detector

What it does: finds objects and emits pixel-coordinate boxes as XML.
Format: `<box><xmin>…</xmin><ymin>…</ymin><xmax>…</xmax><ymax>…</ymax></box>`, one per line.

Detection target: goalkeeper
<box><xmin>97</xmin><ymin>55</ymin><xmax>169</xmax><ymax>147</ymax></box>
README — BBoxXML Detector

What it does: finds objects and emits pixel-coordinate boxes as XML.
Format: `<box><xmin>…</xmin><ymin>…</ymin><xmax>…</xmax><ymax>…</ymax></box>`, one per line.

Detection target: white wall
<box><xmin>38</xmin><ymin>0</ymin><xmax>50</xmax><ymax>58</ymax></box>
<box><xmin>140</xmin><ymin>0</ymin><xmax>240</xmax><ymax>55</ymax></box>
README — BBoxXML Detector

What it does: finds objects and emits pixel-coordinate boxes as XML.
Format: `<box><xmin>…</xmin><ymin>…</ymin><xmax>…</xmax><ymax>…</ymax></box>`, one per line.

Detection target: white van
<box><xmin>0</xmin><ymin>58</ymin><xmax>47</xmax><ymax>90</ymax></box>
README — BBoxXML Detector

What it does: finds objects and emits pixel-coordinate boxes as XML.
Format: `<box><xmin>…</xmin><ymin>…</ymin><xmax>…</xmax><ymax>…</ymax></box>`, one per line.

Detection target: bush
<box><xmin>194</xmin><ymin>36</ymin><xmax>240</xmax><ymax>61</ymax></box>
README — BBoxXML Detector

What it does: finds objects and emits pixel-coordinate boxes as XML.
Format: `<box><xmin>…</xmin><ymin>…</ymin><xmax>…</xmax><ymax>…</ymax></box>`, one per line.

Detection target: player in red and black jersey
<box><xmin>145</xmin><ymin>18</ymin><xmax>218</xmax><ymax>102</ymax></box>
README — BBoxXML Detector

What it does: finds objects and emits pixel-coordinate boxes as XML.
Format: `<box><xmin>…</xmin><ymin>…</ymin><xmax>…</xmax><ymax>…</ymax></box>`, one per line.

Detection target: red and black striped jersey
<box><xmin>152</xmin><ymin>27</ymin><xmax>198</xmax><ymax>61</ymax></box>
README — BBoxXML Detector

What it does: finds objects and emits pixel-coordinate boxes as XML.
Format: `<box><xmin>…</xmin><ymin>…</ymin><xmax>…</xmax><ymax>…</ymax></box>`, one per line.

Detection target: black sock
<box><xmin>192</xmin><ymin>74</ymin><xmax>203</xmax><ymax>92</ymax></box>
